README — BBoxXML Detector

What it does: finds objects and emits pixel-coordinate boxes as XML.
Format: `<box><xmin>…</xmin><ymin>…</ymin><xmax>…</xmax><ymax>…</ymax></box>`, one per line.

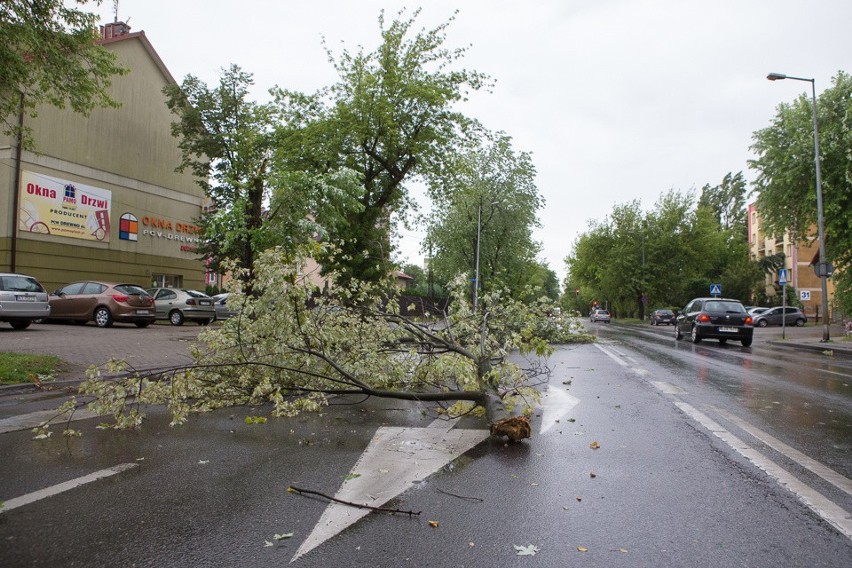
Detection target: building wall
<box><xmin>748</xmin><ymin>203</ymin><xmax>835</xmax><ymax>319</ymax></box>
<box><xmin>0</xmin><ymin>29</ymin><xmax>206</xmax><ymax>292</ymax></box>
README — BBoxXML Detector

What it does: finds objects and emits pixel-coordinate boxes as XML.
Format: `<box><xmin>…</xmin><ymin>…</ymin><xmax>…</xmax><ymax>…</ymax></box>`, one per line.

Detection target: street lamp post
<box><xmin>767</xmin><ymin>72</ymin><xmax>830</xmax><ymax>342</ymax></box>
<box><xmin>473</xmin><ymin>199</ymin><xmax>501</xmax><ymax>313</ymax></box>
<box><xmin>473</xmin><ymin>202</ymin><xmax>483</xmax><ymax>312</ymax></box>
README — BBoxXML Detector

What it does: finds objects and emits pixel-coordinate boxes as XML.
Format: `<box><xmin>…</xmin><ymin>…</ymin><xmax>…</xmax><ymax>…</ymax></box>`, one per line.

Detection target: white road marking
<box><xmin>291</xmin><ymin>425</ymin><xmax>489</xmax><ymax>562</ymax></box>
<box><xmin>594</xmin><ymin>343</ymin><xmax>629</xmax><ymax>367</ymax></box>
<box><xmin>674</xmin><ymin>401</ymin><xmax>852</xmax><ymax>540</ymax></box>
<box><xmin>651</xmin><ymin>381</ymin><xmax>686</xmax><ymax>394</ymax></box>
<box><xmin>539</xmin><ymin>386</ymin><xmax>580</xmax><ymax>434</ymax></box>
<box><xmin>711</xmin><ymin>406</ymin><xmax>852</xmax><ymax>497</ymax></box>
<box><xmin>0</xmin><ymin>408</ymin><xmax>98</xmax><ymax>434</ymax></box>
<box><xmin>1</xmin><ymin>463</ymin><xmax>138</xmax><ymax>513</ymax></box>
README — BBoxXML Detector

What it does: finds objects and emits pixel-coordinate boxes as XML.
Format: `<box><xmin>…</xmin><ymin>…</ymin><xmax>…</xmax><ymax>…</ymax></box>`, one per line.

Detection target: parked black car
<box><xmin>674</xmin><ymin>297</ymin><xmax>753</xmax><ymax>347</ymax></box>
<box><xmin>752</xmin><ymin>306</ymin><xmax>807</xmax><ymax>327</ymax></box>
<box><xmin>649</xmin><ymin>309</ymin><xmax>675</xmax><ymax>325</ymax></box>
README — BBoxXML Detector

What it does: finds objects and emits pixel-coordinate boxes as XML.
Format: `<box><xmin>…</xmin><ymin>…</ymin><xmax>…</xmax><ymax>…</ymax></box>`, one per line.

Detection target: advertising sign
<box><xmin>19</xmin><ymin>171</ymin><xmax>112</xmax><ymax>242</ymax></box>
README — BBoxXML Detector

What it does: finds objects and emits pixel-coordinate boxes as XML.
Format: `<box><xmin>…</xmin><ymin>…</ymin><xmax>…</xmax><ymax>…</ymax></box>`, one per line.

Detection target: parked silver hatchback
<box><xmin>146</xmin><ymin>287</ymin><xmax>216</xmax><ymax>326</ymax></box>
<box><xmin>0</xmin><ymin>273</ymin><xmax>51</xmax><ymax>330</ymax></box>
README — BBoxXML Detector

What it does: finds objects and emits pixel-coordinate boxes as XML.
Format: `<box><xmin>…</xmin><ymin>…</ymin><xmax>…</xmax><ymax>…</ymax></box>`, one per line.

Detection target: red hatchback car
<box><xmin>48</xmin><ymin>281</ymin><xmax>156</xmax><ymax>328</ymax></box>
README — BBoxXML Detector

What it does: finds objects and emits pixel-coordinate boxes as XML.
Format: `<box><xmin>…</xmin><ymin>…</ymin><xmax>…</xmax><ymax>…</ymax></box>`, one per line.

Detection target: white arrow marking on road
<box><xmin>291</xmin><ymin>421</ymin><xmax>489</xmax><ymax>562</ymax></box>
<box><xmin>538</xmin><ymin>386</ymin><xmax>581</xmax><ymax>435</ymax></box>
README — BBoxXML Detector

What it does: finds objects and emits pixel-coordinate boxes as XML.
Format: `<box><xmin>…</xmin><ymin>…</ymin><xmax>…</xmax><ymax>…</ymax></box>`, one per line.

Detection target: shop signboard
<box><xmin>19</xmin><ymin>171</ymin><xmax>112</xmax><ymax>242</ymax></box>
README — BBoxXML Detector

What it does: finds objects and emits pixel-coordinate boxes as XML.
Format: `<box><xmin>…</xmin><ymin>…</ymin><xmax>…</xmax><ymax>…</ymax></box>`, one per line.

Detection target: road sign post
<box><xmin>779</xmin><ymin>269</ymin><xmax>787</xmax><ymax>339</ymax></box>
<box><xmin>709</xmin><ymin>284</ymin><xmax>722</xmax><ymax>297</ymax></box>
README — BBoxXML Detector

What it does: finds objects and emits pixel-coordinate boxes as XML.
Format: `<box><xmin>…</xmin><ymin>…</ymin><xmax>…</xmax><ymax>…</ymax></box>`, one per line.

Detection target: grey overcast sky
<box><xmin>94</xmin><ymin>1</ymin><xmax>852</xmax><ymax>283</ymax></box>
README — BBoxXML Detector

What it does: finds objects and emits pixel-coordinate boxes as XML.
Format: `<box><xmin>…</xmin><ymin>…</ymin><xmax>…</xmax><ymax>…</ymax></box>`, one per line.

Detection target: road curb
<box><xmin>766</xmin><ymin>340</ymin><xmax>852</xmax><ymax>359</ymax></box>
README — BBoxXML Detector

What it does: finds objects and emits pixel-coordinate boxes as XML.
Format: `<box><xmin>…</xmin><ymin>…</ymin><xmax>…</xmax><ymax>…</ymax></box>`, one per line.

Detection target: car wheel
<box><xmin>758</xmin><ymin>319</ymin><xmax>768</xmax><ymax>328</ymax></box>
<box><xmin>135</xmin><ymin>320</ymin><xmax>152</xmax><ymax>328</ymax></box>
<box><xmin>795</xmin><ymin>318</ymin><xmax>805</xmax><ymax>327</ymax></box>
<box><xmin>651</xmin><ymin>320</ymin><xmax>656</xmax><ymax>326</ymax></box>
<box><xmin>10</xmin><ymin>320</ymin><xmax>31</xmax><ymax>330</ymax></box>
<box><xmin>718</xmin><ymin>338</ymin><xmax>727</xmax><ymax>345</ymax></box>
<box><xmin>197</xmin><ymin>318</ymin><xmax>212</xmax><ymax>326</ymax></box>
<box><xmin>169</xmin><ymin>310</ymin><xmax>185</xmax><ymax>326</ymax></box>
<box><xmin>691</xmin><ymin>325</ymin><xmax>702</xmax><ymax>344</ymax></box>
<box><xmin>741</xmin><ymin>337</ymin><xmax>753</xmax><ymax>347</ymax></box>
<box><xmin>94</xmin><ymin>307</ymin><xmax>113</xmax><ymax>328</ymax></box>
<box><xmin>674</xmin><ymin>324</ymin><xmax>683</xmax><ymax>340</ymax></box>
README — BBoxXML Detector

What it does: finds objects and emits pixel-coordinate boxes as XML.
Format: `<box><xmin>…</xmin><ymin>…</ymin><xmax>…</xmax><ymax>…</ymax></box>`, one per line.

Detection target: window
<box><xmin>81</xmin><ymin>282</ymin><xmax>106</xmax><ymax>294</ymax></box>
<box><xmin>151</xmin><ymin>274</ymin><xmax>182</xmax><ymax>288</ymax></box>
<box><xmin>59</xmin><ymin>282</ymin><xmax>86</xmax><ymax>295</ymax></box>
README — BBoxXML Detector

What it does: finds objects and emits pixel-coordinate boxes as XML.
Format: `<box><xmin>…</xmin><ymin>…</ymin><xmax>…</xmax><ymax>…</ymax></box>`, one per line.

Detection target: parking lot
<box><xmin>0</xmin><ymin>321</ymin><xmax>202</xmax><ymax>382</ymax></box>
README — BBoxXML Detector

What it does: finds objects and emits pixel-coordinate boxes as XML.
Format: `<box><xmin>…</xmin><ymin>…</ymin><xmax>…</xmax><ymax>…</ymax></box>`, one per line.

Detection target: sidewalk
<box><xmin>763</xmin><ymin>322</ymin><xmax>852</xmax><ymax>359</ymax></box>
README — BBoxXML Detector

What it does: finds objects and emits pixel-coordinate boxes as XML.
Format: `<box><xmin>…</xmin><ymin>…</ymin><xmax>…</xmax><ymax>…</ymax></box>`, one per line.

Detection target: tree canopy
<box><xmin>163</xmin><ymin>65</ymin><xmax>362</xmax><ymax>293</ymax></box>
<box><xmin>563</xmin><ymin>179</ymin><xmax>762</xmax><ymax>317</ymax></box>
<box><xmin>425</xmin><ymin>133</ymin><xmax>545</xmax><ymax>300</ymax></box>
<box><xmin>272</xmin><ymin>9</ymin><xmax>490</xmax><ymax>286</ymax></box>
<box><xmin>750</xmin><ymin>71</ymin><xmax>852</xmax><ymax>315</ymax></box>
<box><xmin>1</xmin><ymin>0</ymin><xmax>126</xmax><ymax>148</ymax></box>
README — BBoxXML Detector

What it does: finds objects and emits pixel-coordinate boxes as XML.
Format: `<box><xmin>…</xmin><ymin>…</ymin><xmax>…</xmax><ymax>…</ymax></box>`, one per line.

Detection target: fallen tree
<box><xmin>40</xmin><ymin>248</ymin><xmax>592</xmax><ymax>442</ymax></box>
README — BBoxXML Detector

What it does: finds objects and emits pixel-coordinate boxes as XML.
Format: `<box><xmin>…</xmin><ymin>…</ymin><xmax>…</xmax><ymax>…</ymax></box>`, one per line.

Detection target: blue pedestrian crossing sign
<box><xmin>778</xmin><ymin>268</ymin><xmax>787</xmax><ymax>285</ymax></box>
<box><xmin>709</xmin><ymin>283</ymin><xmax>722</xmax><ymax>296</ymax></box>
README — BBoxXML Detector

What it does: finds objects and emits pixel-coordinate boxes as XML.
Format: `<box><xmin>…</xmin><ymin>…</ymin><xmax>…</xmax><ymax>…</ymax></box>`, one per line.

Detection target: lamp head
<box><xmin>767</xmin><ymin>73</ymin><xmax>787</xmax><ymax>81</ymax></box>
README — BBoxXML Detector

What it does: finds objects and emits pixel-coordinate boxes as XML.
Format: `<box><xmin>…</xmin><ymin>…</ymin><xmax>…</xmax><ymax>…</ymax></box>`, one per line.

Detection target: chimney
<box><xmin>99</xmin><ymin>21</ymin><xmax>131</xmax><ymax>40</ymax></box>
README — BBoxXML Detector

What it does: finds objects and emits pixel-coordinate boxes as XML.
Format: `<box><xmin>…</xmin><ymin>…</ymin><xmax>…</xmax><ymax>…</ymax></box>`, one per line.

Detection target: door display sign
<box><xmin>19</xmin><ymin>170</ymin><xmax>112</xmax><ymax>242</ymax></box>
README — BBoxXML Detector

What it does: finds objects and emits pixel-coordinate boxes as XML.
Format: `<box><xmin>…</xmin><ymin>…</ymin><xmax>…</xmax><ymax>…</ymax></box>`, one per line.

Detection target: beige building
<box><xmin>1</xmin><ymin>22</ymin><xmax>207</xmax><ymax>293</ymax></box>
<box><xmin>748</xmin><ymin>202</ymin><xmax>835</xmax><ymax>320</ymax></box>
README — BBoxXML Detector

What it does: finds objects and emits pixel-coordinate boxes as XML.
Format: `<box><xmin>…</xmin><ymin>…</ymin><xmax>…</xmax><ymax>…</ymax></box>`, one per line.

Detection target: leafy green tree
<box><xmin>565</xmin><ymin>187</ymin><xmax>763</xmax><ymax>316</ymax></box>
<box><xmin>39</xmin><ymin>248</ymin><xmax>592</xmax><ymax>442</ymax></box>
<box><xmin>698</xmin><ymin>172</ymin><xmax>748</xmax><ymax>238</ymax></box>
<box><xmin>425</xmin><ymin>134</ymin><xmax>543</xmax><ymax>299</ymax></box>
<box><xmin>750</xmin><ymin>71</ymin><xmax>852</xmax><ymax>314</ymax></box>
<box><xmin>273</xmin><ymin>9</ymin><xmax>489</xmax><ymax>286</ymax></box>
<box><xmin>1</xmin><ymin>0</ymin><xmax>126</xmax><ymax>148</ymax></box>
<box><xmin>163</xmin><ymin>65</ymin><xmax>361</xmax><ymax>293</ymax></box>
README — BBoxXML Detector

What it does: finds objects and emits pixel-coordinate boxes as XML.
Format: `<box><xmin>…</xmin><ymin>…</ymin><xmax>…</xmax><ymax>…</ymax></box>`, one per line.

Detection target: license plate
<box><xmin>16</xmin><ymin>295</ymin><xmax>36</xmax><ymax>302</ymax></box>
<box><xmin>200</xmin><ymin>300</ymin><xmax>211</xmax><ymax>306</ymax></box>
<box><xmin>136</xmin><ymin>310</ymin><xmax>150</xmax><ymax>315</ymax></box>
<box><xmin>719</xmin><ymin>326</ymin><xmax>738</xmax><ymax>333</ymax></box>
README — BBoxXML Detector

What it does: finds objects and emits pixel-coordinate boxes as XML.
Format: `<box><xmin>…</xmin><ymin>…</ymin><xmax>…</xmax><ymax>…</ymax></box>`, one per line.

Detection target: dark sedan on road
<box><xmin>674</xmin><ymin>297</ymin><xmax>753</xmax><ymax>347</ymax></box>
<box><xmin>650</xmin><ymin>309</ymin><xmax>675</xmax><ymax>325</ymax></box>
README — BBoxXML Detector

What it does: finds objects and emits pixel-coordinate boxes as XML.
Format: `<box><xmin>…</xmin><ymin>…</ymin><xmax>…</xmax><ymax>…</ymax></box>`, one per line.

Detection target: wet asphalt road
<box><xmin>1</xmin><ymin>322</ymin><xmax>851</xmax><ymax>567</ymax></box>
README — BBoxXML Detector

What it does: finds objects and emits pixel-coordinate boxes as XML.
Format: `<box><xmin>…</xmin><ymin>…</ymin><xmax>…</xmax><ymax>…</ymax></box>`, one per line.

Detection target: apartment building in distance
<box><xmin>748</xmin><ymin>202</ymin><xmax>836</xmax><ymax>321</ymax></box>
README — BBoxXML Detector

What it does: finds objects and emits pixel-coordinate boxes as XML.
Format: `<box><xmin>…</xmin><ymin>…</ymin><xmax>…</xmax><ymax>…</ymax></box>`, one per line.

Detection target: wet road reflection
<box><xmin>587</xmin><ymin>324</ymin><xmax>852</xmax><ymax>477</ymax></box>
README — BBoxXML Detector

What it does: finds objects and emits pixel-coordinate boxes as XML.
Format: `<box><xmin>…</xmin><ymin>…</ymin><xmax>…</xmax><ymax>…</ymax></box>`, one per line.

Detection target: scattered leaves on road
<box><xmin>244</xmin><ymin>415</ymin><xmax>268</xmax><ymax>424</ymax></box>
<box><xmin>198</xmin><ymin>460</ymin><xmax>209</xmax><ymax>465</ymax></box>
<box><xmin>344</xmin><ymin>473</ymin><xmax>361</xmax><ymax>481</ymax></box>
<box><xmin>590</xmin><ymin>441</ymin><xmax>601</xmax><ymax>449</ymax></box>
<box><xmin>428</xmin><ymin>520</ymin><xmax>439</xmax><ymax>528</ymax></box>
<box><xmin>273</xmin><ymin>532</ymin><xmax>293</xmax><ymax>540</ymax></box>
<box><xmin>514</xmin><ymin>544</ymin><xmax>539</xmax><ymax>556</ymax></box>
<box><xmin>577</xmin><ymin>546</ymin><xmax>589</xmax><ymax>552</ymax></box>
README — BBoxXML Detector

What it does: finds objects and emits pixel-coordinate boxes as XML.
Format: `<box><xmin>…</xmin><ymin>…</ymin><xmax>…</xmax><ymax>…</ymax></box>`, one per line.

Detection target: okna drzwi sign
<box><xmin>19</xmin><ymin>171</ymin><xmax>112</xmax><ymax>242</ymax></box>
